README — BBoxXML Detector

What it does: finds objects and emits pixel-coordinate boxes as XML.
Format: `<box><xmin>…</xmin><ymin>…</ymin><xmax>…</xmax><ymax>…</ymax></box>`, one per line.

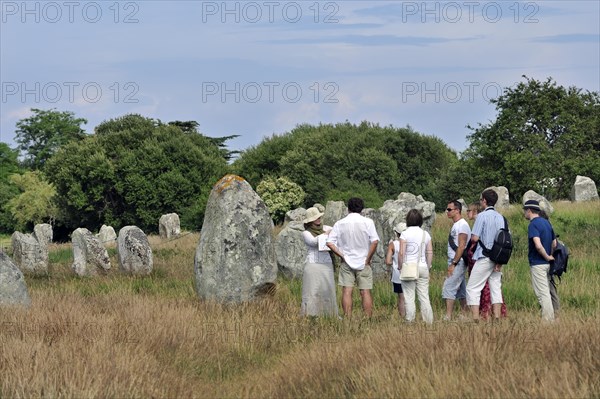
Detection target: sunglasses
<box><xmin>446</xmin><ymin>208</ymin><xmax>455</xmax><ymax>212</ymax></box>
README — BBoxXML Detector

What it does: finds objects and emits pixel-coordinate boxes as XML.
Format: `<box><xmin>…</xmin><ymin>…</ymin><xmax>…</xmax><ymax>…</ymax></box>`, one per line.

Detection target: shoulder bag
<box><xmin>400</xmin><ymin>230</ymin><xmax>426</xmax><ymax>281</ymax></box>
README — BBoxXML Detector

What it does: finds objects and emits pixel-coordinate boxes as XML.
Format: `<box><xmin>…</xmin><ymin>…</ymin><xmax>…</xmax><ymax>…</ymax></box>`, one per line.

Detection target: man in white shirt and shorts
<box><xmin>327</xmin><ymin>197</ymin><xmax>379</xmax><ymax>318</ymax></box>
<box><xmin>442</xmin><ymin>200</ymin><xmax>471</xmax><ymax>320</ymax></box>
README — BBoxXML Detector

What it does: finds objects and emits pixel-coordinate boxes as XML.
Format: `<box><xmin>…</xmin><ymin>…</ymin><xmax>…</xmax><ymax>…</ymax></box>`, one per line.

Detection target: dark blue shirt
<box><xmin>528</xmin><ymin>217</ymin><xmax>555</xmax><ymax>266</ymax></box>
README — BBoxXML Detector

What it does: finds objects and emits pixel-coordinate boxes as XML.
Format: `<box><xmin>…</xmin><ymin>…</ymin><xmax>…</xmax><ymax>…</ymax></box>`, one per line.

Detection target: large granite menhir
<box><xmin>117</xmin><ymin>226</ymin><xmax>153</xmax><ymax>275</ymax></box>
<box><xmin>11</xmin><ymin>231</ymin><xmax>48</xmax><ymax>275</ymax></box>
<box><xmin>72</xmin><ymin>228</ymin><xmax>111</xmax><ymax>277</ymax></box>
<box><xmin>0</xmin><ymin>252</ymin><xmax>31</xmax><ymax>307</ymax></box>
<box><xmin>159</xmin><ymin>213</ymin><xmax>181</xmax><ymax>239</ymax></box>
<box><xmin>275</xmin><ymin>221</ymin><xmax>306</xmax><ymax>279</ymax></box>
<box><xmin>194</xmin><ymin>175</ymin><xmax>277</xmax><ymax>303</ymax></box>
<box><xmin>571</xmin><ymin>175</ymin><xmax>599</xmax><ymax>202</ymax></box>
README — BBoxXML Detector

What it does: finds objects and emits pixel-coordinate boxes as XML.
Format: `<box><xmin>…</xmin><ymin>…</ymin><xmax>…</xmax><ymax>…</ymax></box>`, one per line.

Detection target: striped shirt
<box><xmin>472</xmin><ymin>206</ymin><xmax>506</xmax><ymax>260</ymax></box>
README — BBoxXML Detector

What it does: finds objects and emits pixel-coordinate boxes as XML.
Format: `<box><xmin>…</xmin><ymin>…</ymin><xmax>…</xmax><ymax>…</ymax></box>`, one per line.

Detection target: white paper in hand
<box><xmin>318</xmin><ymin>234</ymin><xmax>330</xmax><ymax>251</ymax></box>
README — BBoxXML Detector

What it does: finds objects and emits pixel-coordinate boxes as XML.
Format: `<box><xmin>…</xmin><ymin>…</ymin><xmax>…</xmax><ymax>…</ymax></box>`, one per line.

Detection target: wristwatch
<box><xmin>451</xmin><ymin>260</ymin><xmax>458</xmax><ymax>266</ymax></box>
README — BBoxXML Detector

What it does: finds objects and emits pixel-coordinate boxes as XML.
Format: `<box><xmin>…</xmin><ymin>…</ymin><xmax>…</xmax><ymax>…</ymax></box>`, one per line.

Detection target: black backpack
<box><xmin>479</xmin><ymin>215</ymin><xmax>513</xmax><ymax>265</ymax></box>
<box><xmin>550</xmin><ymin>238</ymin><xmax>569</xmax><ymax>283</ymax></box>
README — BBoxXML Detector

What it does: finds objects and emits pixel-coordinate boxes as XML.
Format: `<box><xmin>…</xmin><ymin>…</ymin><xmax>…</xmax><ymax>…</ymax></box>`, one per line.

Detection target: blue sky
<box><xmin>1</xmin><ymin>1</ymin><xmax>599</xmax><ymax>154</ymax></box>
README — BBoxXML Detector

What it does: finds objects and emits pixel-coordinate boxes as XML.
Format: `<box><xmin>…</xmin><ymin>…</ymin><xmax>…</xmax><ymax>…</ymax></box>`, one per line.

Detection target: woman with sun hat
<box><xmin>300</xmin><ymin>207</ymin><xmax>338</xmax><ymax>317</ymax></box>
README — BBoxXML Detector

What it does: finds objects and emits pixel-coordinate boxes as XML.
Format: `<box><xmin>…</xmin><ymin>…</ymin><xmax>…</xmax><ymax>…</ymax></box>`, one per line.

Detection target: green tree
<box><xmin>15</xmin><ymin>108</ymin><xmax>87</xmax><ymax>170</ymax></box>
<box><xmin>234</xmin><ymin>122</ymin><xmax>457</xmax><ymax>209</ymax></box>
<box><xmin>464</xmin><ymin>77</ymin><xmax>600</xmax><ymax>200</ymax></box>
<box><xmin>45</xmin><ymin>114</ymin><xmax>229</xmax><ymax>233</ymax></box>
<box><xmin>0</xmin><ymin>143</ymin><xmax>21</xmax><ymax>232</ymax></box>
<box><xmin>6</xmin><ymin>171</ymin><xmax>57</xmax><ymax>230</ymax></box>
<box><xmin>256</xmin><ymin>176</ymin><xmax>306</xmax><ymax>224</ymax></box>
<box><xmin>168</xmin><ymin>121</ymin><xmax>240</xmax><ymax>161</ymax></box>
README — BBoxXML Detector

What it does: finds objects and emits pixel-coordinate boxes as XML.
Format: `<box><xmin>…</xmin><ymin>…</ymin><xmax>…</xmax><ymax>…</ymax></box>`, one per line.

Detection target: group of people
<box><xmin>300</xmin><ymin>190</ymin><xmax>560</xmax><ymax>323</ymax></box>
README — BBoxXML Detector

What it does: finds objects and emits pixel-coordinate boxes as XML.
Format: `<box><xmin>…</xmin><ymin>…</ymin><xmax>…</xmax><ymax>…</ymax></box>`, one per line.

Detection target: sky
<box><xmin>1</xmin><ymin>0</ymin><xmax>599</xmax><ymax>155</ymax></box>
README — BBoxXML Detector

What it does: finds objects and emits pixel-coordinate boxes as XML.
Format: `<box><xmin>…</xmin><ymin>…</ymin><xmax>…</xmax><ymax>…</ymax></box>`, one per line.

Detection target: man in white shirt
<box><xmin>442</xmin><ymin>200</ymin><xmax>471</xmax><ymax>320</ymax></box>
<box><xmin>327</xmin><ymin>197</ymin><xmax>379</xmax><ymax>317</ymax></box>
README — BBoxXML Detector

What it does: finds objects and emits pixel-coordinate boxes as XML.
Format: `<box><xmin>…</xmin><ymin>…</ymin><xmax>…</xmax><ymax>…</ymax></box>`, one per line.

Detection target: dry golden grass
<box><xmin>1</xmin><ymin>201</ymin><xmax>600</xmax><ymax>398</ymax></box>
<box><xmin>2</xmin><ymin>293</ymin><xmax>598</xmax><ymax>398</ymax></box>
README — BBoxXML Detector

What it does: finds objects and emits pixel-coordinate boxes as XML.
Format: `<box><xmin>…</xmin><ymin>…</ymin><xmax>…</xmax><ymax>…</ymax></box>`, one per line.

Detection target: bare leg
<box><xmin>398</xmin><ymin>293</ymin><xmax>406</xmax><ymax>318</ymax></box>
<box><xmin>492</xmin><ymin>303</ymin><xmax>502</xmax><ymax>320</ymax></box>
<box><xmin>459</xmin><ymin>298</ymin><xmax>468</xmax><ymax>313</ymax></box>
<box><xmin>471</xmin><ymin>305</ymin><xmax>480</xmax><ymax>321</ymax></box>
<box><xmin>342</xmin><ymin>287</ymin><xmax>353</xmax><ymax>317</ymax></box>
<box><xmin>360</xmin><ymin>289</ymin><xmax>373</xmax><ymax>317</ymax></box>
<box><xmin>445</xmin><ymin>299</ymin><xmax>455</xmax><ymax>319</ymax></box>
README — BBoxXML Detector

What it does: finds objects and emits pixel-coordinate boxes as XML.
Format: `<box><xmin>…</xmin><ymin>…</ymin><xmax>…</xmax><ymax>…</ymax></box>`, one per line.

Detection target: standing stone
<box><xmin>322</xmin><ymin>200</ymin><xmax>348</xmax><ymax>227</ymax></box>
<box><xmin>98</xmin><ymin>225</ymin><xmax>117</xmax><ymax>245</ymax></box>
<box><xmin>484</xmin><ymin>186</ymin><xmax>510</xmax><ymax>208</ymax></box>
<box><xmin>283</xmin><ymin>207</ymin><xmax>306</xmax><ymax>226</ymax></box>
<box><xmin>159</xmin><ymin>213</ymin><xmax>181</xmax><ymax>239</ymax></box>
<box><xmin>381</xmin><ymin>193</ymin><xmax>436</xmax><ymax>233</ymax></box>
<box><xmin>361</xmin><ymin>207</ymin><xmax>388</xmax><ymax>279</ymax></box>
<box><xmin>33</xmin><ymin>223</ymin><xmax>53</xmax><ymax>246</ymax></box>
<box><xmin>275</xmin><ymin>221</ymin><xmax>307</xmax><ymax>279</ymax></box>
<box><xmin>117</xmin><ymin>226</ymin><xmax>153</xmax><ymax>275</ymax></box>
<box><xmin>0</xmin><ymin>253</ymin><xmax>31</xmax><ymax>307</ymax></box>
<box><xmin>457</xmin><ymin>199</ymin><xmax>468</xmax><ymax>214</ymax></box>
<box><xmin>570</xmin><ymin>175</ymin><xmax>599</xmax><ymax>202</ymax></box>
<box><xmin>522</xmin><ymin>190</ymin><xmax>554</xmax><ymax>214</ymax></box>
<box><xmin>10</xmin><ymin>231</ymin><xmax>48</xmax><ymax>275</ymax></box>
<box><xmin>72</xmin><ymin>228</ymin><xmax>111</xmax><ymax>277</ymax></box>
<box><xmin>371</xmin><ymin>193</ymin><xmax>436</xmax><ymax>280</ymax></box>
<box><xmin>194</xmin><ymin>175</ymin><xmax>277</xmax><ymax>303</ymax></box>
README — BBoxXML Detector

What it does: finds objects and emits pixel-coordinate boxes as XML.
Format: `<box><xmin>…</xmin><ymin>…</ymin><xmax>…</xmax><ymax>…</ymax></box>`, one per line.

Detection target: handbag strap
<box><xmin>419</xmin><ymin>230</ymin><xmax>426</xmax><ymax>263</ymax></box>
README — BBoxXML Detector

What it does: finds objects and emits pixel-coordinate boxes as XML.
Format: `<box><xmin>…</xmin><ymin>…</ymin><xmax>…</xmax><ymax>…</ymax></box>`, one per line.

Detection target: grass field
<box><xmin>1</xmin><ymin>202</ymin><xmax>599</xmax><ymax>398</ymax></box>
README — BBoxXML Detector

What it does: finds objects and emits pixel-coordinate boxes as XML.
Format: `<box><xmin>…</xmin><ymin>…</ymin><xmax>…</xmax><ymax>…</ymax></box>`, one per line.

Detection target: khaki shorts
<box><xmin>338</xmin><ymin>262</ymin><xmax>373</xmax><ymax>290</ymax></box>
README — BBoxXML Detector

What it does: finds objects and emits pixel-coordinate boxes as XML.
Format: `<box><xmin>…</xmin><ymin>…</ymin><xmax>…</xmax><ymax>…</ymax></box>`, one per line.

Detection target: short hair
<box><xmin>539</xmin><ymin>209</ymin><xmax>549</xmax><ymax>219</ymax></box>
<box><xmin>406</xmin><ymin>209</ymin><xmax>423</xmax><ymax>227</ymax></box>
<box><xmin>469</xmin><ymin>202</ymin><xmax>482</xmax><ymax>213</ymax></box>
<box><xmin>481</xmin><ymin>189</ymin><xmax>498</xmax><ymax>206</ymax></box>
<box><xmin>347</xmin><ymin>197</ymin><xmax>364</xmax><ymax>213</ymax></box>
<box><xmin>448</xmin><ymin>200</ymin><xmax>462</xmax><ymax>212</ymax></box>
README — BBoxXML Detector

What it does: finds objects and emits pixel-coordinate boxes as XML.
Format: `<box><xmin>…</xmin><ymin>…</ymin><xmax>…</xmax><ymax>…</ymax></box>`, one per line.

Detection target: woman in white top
<box><xmin>385</xmin><ymin>222</ymin><xmax>407</xmax><ymax>318</ymax></box>
<box><xmin>300</xmin><ymin>207</ymin><xmax>338</xmax><ymax>317</ymax></box>
<box><xmin>398</xmin><ymin>209</ymin><xmax>434</xmax><ymax>324</ymax></box>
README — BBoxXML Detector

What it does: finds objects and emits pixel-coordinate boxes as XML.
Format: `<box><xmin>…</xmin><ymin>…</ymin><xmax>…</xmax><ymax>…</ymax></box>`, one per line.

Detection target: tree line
<box><xmin>1</xmin><ymin>77</ymin><xmax>598</xmax><ymax>237</ymax></box>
